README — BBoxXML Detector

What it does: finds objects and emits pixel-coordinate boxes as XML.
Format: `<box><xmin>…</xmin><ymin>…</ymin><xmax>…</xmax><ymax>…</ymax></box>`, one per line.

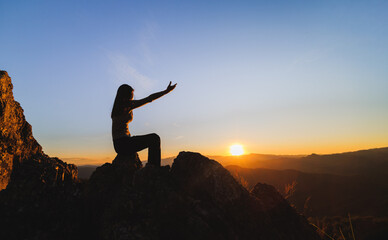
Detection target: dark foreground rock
<box><xmin>0</xmin><ymin>71</ymin><xmax>321</xmax><ymax>239</ymax></box>
<box><xmin>84</xmin><ymin>152</ymin><xmax>320</xmax><ymax>240</ymax></box>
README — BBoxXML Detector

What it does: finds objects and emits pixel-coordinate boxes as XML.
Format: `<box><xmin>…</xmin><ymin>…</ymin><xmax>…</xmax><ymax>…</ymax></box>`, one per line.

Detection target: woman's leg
<box><xmin>130</xmin><ymin>133</ymin><xmax>161</xmax><ymax>166</ymax></box>
<box><xmin>114</xmin><ymin>134</ymin><xmax>161</xmax><ymax>166</ymax></box>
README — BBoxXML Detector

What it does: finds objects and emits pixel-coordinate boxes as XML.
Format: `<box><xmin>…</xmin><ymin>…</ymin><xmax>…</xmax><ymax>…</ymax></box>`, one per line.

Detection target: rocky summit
<box><xmin>0</xmin><ymin>71</ymin><xmax>321</xmax><ymax>239</ymax></box>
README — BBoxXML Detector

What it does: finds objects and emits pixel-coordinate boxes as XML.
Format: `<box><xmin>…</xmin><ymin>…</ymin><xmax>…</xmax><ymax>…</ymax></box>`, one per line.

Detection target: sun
<box><xmin>229</xmin><ymin>144</ymin><xmax>244</xmax><ymax>156</ymax></box>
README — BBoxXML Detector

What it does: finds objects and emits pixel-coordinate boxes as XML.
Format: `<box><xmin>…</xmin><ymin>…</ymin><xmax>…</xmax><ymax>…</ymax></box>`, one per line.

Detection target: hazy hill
<box><xmin>77</xmin><ymin>165</ymin><xmax>99</xmax><ymax>180</ymax></box>
<box><xmin>78</xmin><ymin>147</ymin><xmax>388</xmax><ymax>179</ymax></box>
<box><xmin>212</xmin><ymin>147</ymin><xmax>388</xmax><ymax>176</ymax></box>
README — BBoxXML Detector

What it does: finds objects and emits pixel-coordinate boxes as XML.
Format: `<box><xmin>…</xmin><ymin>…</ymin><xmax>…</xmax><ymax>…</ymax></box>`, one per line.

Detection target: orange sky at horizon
<box><xmin>54</xmin><ymin>141</ymin><xmax>388</xmax><ymax>166</ymax></box>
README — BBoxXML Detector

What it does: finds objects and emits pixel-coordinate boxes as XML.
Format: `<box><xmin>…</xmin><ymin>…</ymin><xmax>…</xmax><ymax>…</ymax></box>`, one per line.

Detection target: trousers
<box><xmin>113</xmin><ymin>133</ymin><xmax>161</xmax><ymax>166</ymax></box>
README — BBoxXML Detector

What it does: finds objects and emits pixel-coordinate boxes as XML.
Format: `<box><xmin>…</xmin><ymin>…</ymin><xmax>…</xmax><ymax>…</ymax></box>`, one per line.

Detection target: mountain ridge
<box><xmin>77</xmin><ymin>146</ymin><xmax>388</xmax><ymax>179</ymax></box>
<box><xmin>210</xmin><ymin>147</ymin><xmax>388</xmax><ymax>176</ymax></box>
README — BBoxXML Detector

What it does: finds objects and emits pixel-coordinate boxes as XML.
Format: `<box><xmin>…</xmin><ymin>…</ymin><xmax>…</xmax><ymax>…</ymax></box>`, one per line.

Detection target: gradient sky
<box><xmin>1</xmin><ymin>0</ymin><xmax>388</xmax><ymax>165</ymax></box>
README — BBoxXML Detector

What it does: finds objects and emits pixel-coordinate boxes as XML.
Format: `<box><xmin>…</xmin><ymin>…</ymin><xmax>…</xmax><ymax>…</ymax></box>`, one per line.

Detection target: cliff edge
<box><xmin>0</xmin><ymin>71</ymin><xmax>77</xmax><ymax>190</ymax></box>
<box><xmin>0</xmin><ymin>71</ymin><xmax>79</xmax><ymax>239</ymax></box>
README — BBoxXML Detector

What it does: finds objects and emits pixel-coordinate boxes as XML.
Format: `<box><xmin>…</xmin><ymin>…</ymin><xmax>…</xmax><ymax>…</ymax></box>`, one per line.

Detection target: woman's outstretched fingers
<box><xmin>166</xmin><ymin>82</ymin><xmax>177</xmax><ymax>92</ymax></box>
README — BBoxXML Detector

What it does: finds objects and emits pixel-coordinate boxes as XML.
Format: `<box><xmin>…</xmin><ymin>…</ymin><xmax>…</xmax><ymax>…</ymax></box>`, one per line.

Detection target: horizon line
<box><xmin>71</xmin><ymin>145</ymin><xmax>388</xmax><ymax>166</ymax></box>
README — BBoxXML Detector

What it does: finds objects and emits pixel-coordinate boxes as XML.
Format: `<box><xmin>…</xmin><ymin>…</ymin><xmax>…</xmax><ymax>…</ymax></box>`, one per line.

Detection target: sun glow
<box><xmin>230</xmin><ymin>144</ymin><xmax>244</xmax><ymax>156</ymax></box>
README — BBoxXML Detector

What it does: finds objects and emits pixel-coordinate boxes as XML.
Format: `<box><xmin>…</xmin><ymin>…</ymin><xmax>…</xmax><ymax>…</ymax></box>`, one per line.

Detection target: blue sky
<box><xmin>1</xmin><ymin>0</ymin><xmax>388</xmax><ymax>164</ymax></box>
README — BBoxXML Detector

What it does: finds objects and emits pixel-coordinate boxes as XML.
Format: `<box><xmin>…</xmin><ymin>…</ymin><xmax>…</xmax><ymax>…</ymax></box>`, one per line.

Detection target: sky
<box><xmin>1</xmin><ymin>0</ymin><xmax>388</xmax><ymax>165</ymax></box>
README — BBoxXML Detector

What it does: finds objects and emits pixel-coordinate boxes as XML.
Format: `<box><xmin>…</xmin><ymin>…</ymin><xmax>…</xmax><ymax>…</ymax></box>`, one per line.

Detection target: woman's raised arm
<box><xmin>131</xmin><ymin>81</ymin><xmax>177</xmax><ymax>109</ymax></box>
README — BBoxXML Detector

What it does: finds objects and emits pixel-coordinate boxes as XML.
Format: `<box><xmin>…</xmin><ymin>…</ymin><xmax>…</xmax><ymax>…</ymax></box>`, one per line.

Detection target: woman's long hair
<box><xmin>111</xmin><ymin>84</ymin><xmax>133</xmax><ymax>118</ymax></box>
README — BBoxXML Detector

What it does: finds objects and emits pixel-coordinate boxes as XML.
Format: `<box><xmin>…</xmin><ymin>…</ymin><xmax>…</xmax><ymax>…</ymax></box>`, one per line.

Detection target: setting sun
<box><xmin>230</xmin><ymin>144</ymin><xmax>244</xmax><ymax>156</ymax></box>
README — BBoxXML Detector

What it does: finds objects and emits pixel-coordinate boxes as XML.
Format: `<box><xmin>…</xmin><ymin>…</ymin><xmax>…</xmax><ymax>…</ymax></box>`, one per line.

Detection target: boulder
<box><xmin>84</xmin><ymin>151</ymin><xmax>321</xmax><ymax>240</ymax></box>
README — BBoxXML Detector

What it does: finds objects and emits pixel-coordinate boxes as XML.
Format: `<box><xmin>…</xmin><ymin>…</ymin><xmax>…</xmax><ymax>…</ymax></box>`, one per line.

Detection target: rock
<box><xmin>171</xmin><ymin>152</ymin><xmax>254</xmax><ymax>207</ymax></box>
<box><xmin>86</xmin><ymin>153</ymin><xmax>142</xmax><ymax>205</ymax></box>
<box><xmin>251</xmin><ymin>183</ymin><xmax>320</xmax><ymax>240</ymax></box>
<box><xmin>170</xmin><ymin>151</ymin><xmax>264</xmax><ymax>239</ymax></box>
<box><xmin>251</xmin><ymin>182</ymin><xmax>286</xmax><ymax>210</ymax></box>
<box><xmin>0</xmin><ymin>70</ymin><xmax>78</xmax><ymax>191</ymax></box>
<box><xmin>0</xmin><ymin>71</ymin><xmax>80</xmax><ymax>240</ymax></box>
<box><xmin>0</xmin><ymin>71</ymin><xmax>78</xmax><ymax>191</ymax></box>
<box><xmin>0</xmin><ymin>71</ymin><xmax>42</xmax><ymax>190</ymax></box>
<box><xmin>84</xmin><ymin>153</ymin><xmax>143</xmax><ymax>239</ymax></box>
<box><xmin>86</xmin><ymin>153</ymin><xmax>142</xmax><ymax>202</ymax></box>
<box><xmin>85</xmin><ymin>151</ymin><xmax>321</xmax><ymax>240</ymax></box>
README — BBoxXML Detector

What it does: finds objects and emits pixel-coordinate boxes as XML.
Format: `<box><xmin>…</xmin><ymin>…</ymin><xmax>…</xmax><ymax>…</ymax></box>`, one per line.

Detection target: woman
<box><xmin>111</xmin><ymin>82</ymin><xmax>177</xmax><ymax>166</ymax></box>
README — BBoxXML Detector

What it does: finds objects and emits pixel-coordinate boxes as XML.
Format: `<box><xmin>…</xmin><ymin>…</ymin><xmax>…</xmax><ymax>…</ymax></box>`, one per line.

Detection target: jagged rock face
<box><xmin>0</xmin><ymin>71</ymin><xmax>42</xmax><ymax>190</ymax></box>
<box><xmin>0</xmin><ymin>71</ymin><xmax>78</xmax><ymax>191</ymax></box>
<box><xmin>0</xmin><ymin>71</ymin><xmax>80</xmax><ymax>240</ymax></box>
<box><xmin>86</xmin><ymin>151</ymin><xmax>321</xmax><ymax>240</ymax></box>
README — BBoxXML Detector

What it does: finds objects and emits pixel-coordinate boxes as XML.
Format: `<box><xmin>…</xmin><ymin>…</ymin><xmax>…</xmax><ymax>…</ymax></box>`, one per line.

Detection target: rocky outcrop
<box><xmin>0</xmin><ymin>71</ymin><xmax>42</xmax><ymax>189</ymax></box>
<box><xmin>85</xmin><ymin>152</ymin><xmax>321</xmax><ymax>240</ymax></box>
<box><xmin>0</xmin><ymin>71</ymin><xmax>80</xmax><ymax>239</ymax></box>
<box><xmin>0</xmin><ymin>71</ymin><xmax>77</xmax><ymax>189</ymax></box>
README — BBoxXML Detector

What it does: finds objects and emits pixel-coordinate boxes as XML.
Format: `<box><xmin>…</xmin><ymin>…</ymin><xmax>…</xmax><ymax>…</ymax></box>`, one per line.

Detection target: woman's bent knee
<box><xmin>150</xmin><ymin>133</ymin><xmax>160</xmax><ymax>143</ymax></box>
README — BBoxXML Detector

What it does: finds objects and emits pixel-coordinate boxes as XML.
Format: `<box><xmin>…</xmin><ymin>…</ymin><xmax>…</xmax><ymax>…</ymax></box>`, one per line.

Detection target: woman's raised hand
<box><xmin>166</xmin><ymin>81</ymin><xmax>177</xmax><ymax>93</ymax></box>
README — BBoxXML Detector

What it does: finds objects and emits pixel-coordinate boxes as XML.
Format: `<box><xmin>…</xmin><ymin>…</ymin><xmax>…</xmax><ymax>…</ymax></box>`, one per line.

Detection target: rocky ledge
<box><xmin>83</xmin><ymin>152</ymin><xmax>320</xmax><ymax>240</ymax></box>
<box><xmin>0</xmin><ymin>71</ymin><xmax>321</xmax><ymax>239</ymax></box>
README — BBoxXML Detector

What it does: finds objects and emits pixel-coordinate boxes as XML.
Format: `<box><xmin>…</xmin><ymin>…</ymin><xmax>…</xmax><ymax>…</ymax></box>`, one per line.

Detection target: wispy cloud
<box><xmin>107</xmin><ymin>51</ymin><xmax>155</xmax><ymax>94</ymax></box>
<box><xmin>105</xmin><ymin>21</ymin><xmax>160</xmax><ymax>96</ymax></box>
<box><xmin>138</xmin><ymin>21</ymin><xmax>158</xmax><ymax>64</ymax></box>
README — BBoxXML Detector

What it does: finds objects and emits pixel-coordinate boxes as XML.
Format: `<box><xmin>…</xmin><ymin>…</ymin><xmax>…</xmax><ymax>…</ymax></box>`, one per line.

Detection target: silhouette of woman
<box><xmin>111</xmin><ymin>82</ymin><xmax>177</xmax><ymax>166</ymax></box>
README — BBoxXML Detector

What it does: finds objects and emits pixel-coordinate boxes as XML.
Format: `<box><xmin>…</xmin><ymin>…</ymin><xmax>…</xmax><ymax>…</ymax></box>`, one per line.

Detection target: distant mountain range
<box><xmin>211</xmin><ymin>147</ymin><xmax>388</xmax><ymax>176</ymax></box>
<box><xmin>78</xmin><ymin>147</ymin><xmax>388</xmax><ymax>179</ymax></box>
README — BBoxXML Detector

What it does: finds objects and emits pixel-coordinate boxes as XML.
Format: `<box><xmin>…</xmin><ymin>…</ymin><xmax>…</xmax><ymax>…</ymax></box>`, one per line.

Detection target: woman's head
<box><xmin>117</xmin><ymin>84</ymin><xmax>134</xmax><ymax>100</ymax></box>
<box><xmin>111</xmin><ymin>84</ymin><xmax>134</xmax><ymax>118</ymax></box>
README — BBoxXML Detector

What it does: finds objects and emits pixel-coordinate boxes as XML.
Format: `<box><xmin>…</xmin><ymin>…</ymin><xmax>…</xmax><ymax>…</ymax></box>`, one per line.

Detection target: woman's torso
<box><xmin>112</xmin><ymin>110</ymin><xmax>133</xmax><ymax>140</ymax></box>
